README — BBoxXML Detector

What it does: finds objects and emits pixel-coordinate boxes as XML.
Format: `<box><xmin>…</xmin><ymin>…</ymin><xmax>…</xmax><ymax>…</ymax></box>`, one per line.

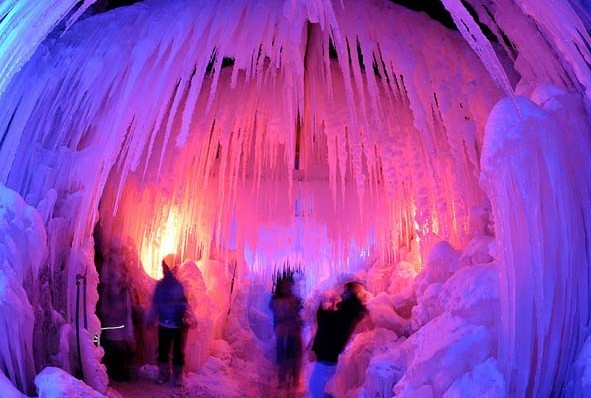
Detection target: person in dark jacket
<box><xmin>309</xmin><ymin>281</ymin><xmax>367</xmax><ymax>398</ymax></box>
<box><xmin>147</xmin><ymin>254</ymin><xmax>189</xmax><ymax>386</ymax></box>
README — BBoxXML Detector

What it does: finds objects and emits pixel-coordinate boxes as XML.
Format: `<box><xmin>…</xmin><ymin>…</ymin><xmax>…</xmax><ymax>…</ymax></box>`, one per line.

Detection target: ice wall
<box><xmin>0</xmin><ymin>0</ymin><xmax>589</xmax><ymax>395</ymax></box>
<box><xmin>0</xmin><ymin>182</ymin><xmax>107</xmax><ymax>394</ymax></box>
<box><xmin>0</xmin><ymin>183</ymin><xmax>47</xmax><ymax>394</ymax></box>
<box><xmin>0</xmin><ymin>0</ymin><xmax>97</xmax><ymax>96</ymax></box>
<box><xmin>480</xmin><ymin>89</ymin><xmax>591</xmax><ymax>396</ymax></box>
<box><xmin>320</xmin><ymin>232</ymin><xmax>502</xmax><ymax>398</ymax></box>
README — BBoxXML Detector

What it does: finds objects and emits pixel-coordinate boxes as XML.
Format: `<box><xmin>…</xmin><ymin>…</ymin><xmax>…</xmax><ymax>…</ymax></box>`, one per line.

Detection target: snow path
<box><xmin>109</xmin><ymin>376</ymin><xmax>305</xmax><ymax>398</ymax></box>
<box><xmin>107</xmin><ymin>358</ymin><xmax>306</xmax><ymax>398</ymax></box>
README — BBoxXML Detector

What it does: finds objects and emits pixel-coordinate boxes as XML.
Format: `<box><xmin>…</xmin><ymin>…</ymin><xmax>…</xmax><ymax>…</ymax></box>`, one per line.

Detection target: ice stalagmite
<box><xmin>0</xmin><ymin>183</ymin><xmax>47</xmax><ymax>394</ymax></box>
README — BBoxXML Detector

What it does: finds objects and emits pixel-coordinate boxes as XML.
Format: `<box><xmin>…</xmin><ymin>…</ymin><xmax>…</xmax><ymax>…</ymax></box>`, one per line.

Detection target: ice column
<box><xmin>480</xmin><ymin>94</ymin><xmax>591</xmax><ymax>397</ymax></box>
<box><xmin>0</xmin><ymin>183</ymin><xmax>47</xmax><ymax>394</ymax></box>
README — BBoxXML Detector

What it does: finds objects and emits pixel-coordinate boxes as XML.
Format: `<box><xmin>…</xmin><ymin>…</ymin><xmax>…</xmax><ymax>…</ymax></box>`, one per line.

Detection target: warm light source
<box><xmin>140</xmin><ymin>209</ymin><xmax>181</xmax><ymax>279</ymax></box>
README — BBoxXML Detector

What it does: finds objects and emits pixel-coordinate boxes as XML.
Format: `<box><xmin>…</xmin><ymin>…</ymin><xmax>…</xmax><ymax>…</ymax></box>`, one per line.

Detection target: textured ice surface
<box><xmin>0</xmin><ymin>183</ymin><xmax>46</xmax><ymax>394</ymax></box>
<box><xmin>35</xmin><ymin>367</ymin><xmax>105</xmax><ymax>398</ymax></box>
<box><xmin>0</xmin><ymin>0</ymin><xmax>589</xmax><ymax>395</ymax></box>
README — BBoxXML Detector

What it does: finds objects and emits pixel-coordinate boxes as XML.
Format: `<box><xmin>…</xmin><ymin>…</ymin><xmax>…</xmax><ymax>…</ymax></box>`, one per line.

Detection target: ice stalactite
<box><xmin>480</xmin><ymin>89</ymin><xmax>591</xmax><ymax>397</ymax></box>
<box><xmin>0</xmin><ymin>370</ymin><xmax>24</xmax><ymax>398</ymax></box>
<box><xmin>76</xmin><ymin>0</ymin><xmax>500</xmax><ymax>289</ymax></box>
<box><xmin>513</xmin><ymin>1</ymin><xmax>591</xmax><ymax>93</ymax></box>
<box><xmin>566</xmin><ymin>334</ymin><xmax>591</xmax><ymax>395</ymax></box>
<box><xmin>0</xmin><ymin>0</ymin><xmax>97</xmax><ymax>96</ymax></box>
<box><xmin>439</xmin><ymin>0</ymin><xmax>514</xmax><ymax>97</ymax></box>
<box><xmin>0</xmin><ymin>0</ymin><xmax>500</xmax><ymax>271</ymax></box>
<box><xmin>459</xmin><ymin>0</ymin><xmax>591</xmax><ymax>96</ymax></box>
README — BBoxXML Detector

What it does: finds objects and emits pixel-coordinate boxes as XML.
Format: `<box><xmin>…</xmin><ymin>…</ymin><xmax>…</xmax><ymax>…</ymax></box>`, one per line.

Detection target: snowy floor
<box><xmin>107</xmin><ymin>358</ymin><xmax>306</xmax><ymax>398</ymax></box>
<box><xmin>110</xmin><ymin>379</ymin><xmax>305</xmax><ymax>398</ymax></box>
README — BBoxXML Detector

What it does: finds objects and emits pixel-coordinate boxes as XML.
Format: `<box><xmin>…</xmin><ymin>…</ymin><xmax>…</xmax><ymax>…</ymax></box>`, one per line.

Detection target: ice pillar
<box><xmin>480</xmin><ymin>94</ymin><xmax>591</xmax><ymax>396</ymax></box>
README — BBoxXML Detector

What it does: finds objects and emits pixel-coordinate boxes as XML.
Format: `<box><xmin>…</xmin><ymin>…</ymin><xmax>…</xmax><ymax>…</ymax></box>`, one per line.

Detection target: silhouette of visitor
<box><xmin>269</xmin><ymin>274</ymin><xmax>303</xmax><ymax>390</ymax></box>
<box><xmin>147</xmin><ymin>254</ymin><xmax>189</xmax><ymax>387</ymax></box>
<box><xmin>309</xmin><ymin>281</ymin><xmax>367</xmax><ymax>398</ymax></box>
<box><xmin>97</xmin><ymin>257</ymin><xmax>134</xmax><ymax>381</ymax></box>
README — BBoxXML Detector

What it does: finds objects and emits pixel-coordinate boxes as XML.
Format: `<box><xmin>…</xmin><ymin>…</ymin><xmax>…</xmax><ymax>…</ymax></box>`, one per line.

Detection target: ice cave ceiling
<box><xmin>0</xmin><ymin>0</ymin><xmax>588</xmax><ymax>270</ymax></box>
<box><xmin>0</xmin><ymin>0</ymin><xmax>588</xmax><ymax>275</ymax></box>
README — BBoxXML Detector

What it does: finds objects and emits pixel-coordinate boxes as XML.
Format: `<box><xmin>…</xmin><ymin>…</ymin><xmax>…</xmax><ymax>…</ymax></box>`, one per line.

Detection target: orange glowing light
<box><xmin>140</xmin><ymin>210</ymin><xmax>181</xmax><ymax>279</ymax></box>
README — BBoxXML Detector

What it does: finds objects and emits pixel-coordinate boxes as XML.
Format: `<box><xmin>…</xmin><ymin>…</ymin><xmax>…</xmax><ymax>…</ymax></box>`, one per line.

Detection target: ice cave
<box><xmin>0</xmin><ymin>0</ymin><xmax>590</xmax><ymax>397</ymax></box>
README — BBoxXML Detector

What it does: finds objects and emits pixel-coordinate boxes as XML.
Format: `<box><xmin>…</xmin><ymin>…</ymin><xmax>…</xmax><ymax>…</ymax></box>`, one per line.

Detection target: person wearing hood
<box><xmin>147</xmin><ymin>254</ymin><xmax>189</xmax><ymax>386</ymax></box>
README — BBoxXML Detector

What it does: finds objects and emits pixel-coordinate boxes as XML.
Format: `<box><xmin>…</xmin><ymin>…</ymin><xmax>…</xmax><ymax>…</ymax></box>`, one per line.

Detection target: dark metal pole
<box><xmin>75</xmin><ymin>275</ymin><xmax>85</xmax><ymax>380</ymax></box>
<box><xmin>227</xmin><ymin>260</ymin><xmax>238</xmax><ymax>315</ymax></box>
<box><xmin>82</xmin><ymin>270</ymin><xmax>88</xmax><ymax>329</ymax></box>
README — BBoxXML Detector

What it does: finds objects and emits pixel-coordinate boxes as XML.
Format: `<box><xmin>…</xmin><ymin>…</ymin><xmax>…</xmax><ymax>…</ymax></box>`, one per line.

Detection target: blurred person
<box><xmin>147</xmin><ymin>254</ymin><xmax>189</xmax><ymax>386</ymax></box>
<box><xmin>97</xmin><ymin>258</ymin><xmax>135</xmax><ymax>381</ymax></box>
<box><xmin>270</xmin><ymin>275</ymin><xmax>303</xmax><ymax>390</ymax></box>
<box><xmin>309</xmin><ymin>281</ymin><xmax>367</xmax><ymax>398</ymax></box>
<box><xmin>338</xmin><ymin>281</ymin><xmax>367</xmax><ymax>341</ymax></box>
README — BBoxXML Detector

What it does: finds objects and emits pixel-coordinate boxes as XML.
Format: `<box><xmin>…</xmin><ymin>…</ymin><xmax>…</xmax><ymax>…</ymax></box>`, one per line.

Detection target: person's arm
<box><xmin>180</xmin><ymin>284</ymin><xmax>189</xmax><ymax>312</ymax></box>
<box><xmin>175</xmin><ymin>282</ymin><xmax>197</xmax><ymax>328</ymax></box>
<box><xmin>308</xmin><ymin>317</ymin><xmax>319</xmax><ymax>362</ymax></box>
<box><xmin>309</xmin><ymin>306</ymin><xmax>323</xmax><ymax>359</ymax></box>
<box><xmin>146</xmin><ymin>285</ymin><xmax>159</xmax><ymax>327</ymax></box>
<box><xmin>183</xmin><ymin>300</ymin><xmax>197</xmax><ymax>328</ymax></box>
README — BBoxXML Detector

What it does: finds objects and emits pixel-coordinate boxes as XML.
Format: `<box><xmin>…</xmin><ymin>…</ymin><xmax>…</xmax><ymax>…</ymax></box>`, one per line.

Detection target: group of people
<box><xmin>269</xmin><ymin>273</ymin><xmax>367</xmax><ymax>398</ymax></box>
<box><xmin>118</xmin><ymin>255</ymin><xmax>365</xmax><ymax>396</ymax></box>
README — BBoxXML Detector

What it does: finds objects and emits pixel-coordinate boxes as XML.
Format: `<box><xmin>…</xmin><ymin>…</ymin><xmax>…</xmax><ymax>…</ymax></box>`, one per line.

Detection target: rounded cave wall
<box><xmin>0</xmin><ymin>0</ymin><xmax>590</xmax><ymax>397</ymax></box>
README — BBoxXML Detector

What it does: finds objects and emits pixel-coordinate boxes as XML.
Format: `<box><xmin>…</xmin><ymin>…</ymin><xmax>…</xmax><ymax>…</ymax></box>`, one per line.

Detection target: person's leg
<box><xmin>171</xmin><ymin>327</ymin><xmax>187</xmax><ymax>386</ymax></box>
<box><xmin>290</xmin><ymin>335</ymin><xmax>303</xmax><ymax>388</ymax></box>
<box><xmin>309</xmin><ymin>362</ymin><xmax>337</xmax><ymax>398</ymax></box>
<box><xmin>283</xmin><ymin>335</ymin><xmax>297</xmax><ymax>388</ymax></box>
<box><xmin>116</xmin><ymin>340</ymin><xmax>132</xmax><ymax>381</ymax></box>
<box><xmin>156</xmin><ymin>327</ymin><xmax>173</xmax><ymax>384</ymax></box>
<box><xmin>276</xmin><ymin>332</ymin><xmax>287</xmax><ymax>386</ymax></box>
<box><xmin>102</xmin><ymin>338</ymin><xmax>117</xmax><ymax>380</ymax></box>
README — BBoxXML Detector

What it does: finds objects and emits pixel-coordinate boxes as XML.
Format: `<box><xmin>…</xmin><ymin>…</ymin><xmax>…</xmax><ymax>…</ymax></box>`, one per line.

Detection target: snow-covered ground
<box><xmin>108</xmin><ymin>358</ymin><xmax>302</xmax><ymax>398</ymax></box>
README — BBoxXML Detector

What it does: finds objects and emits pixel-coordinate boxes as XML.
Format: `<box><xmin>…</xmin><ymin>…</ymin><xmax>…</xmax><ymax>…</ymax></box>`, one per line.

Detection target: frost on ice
<box><xmin>0</xmin><ymin>0</ymin><xmax>590</xmax><ymax>396</ymax></box>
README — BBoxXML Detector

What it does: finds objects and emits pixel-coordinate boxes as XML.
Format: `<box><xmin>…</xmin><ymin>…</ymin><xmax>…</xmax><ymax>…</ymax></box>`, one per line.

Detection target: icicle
<box><xmin>440</xmin><ymin>0</ymin><xmax>514</xmax><ymax>97</ymax></box>
<box><xmin>65</xmin><ymin>1</ymin><xmax>99</xmax><ymax>28</ymax></box>
<box><xmin>515</xmin><ymin>0</ymin><xmax>591</xmax><ymax>93</ymax></box>
<box><xmin>0</xmin><ymin>0</ymin><xmax>98</xmax><ymax>96</ymax></box>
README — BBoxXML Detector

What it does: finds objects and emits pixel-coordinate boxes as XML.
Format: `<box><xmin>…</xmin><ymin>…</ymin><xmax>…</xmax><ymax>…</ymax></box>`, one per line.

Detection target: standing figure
<box><xmin>270</xmin><ymin>276</ymin><xmax>303</xmax><ymax>390</ymax></box>
<box><xmin>309</xmin><ymin>281</ymin><xmax>367</xmax><ymax>398</ymax></box>
<box><xmin>147</xmin><ymin>254</ymin><xmax>189</xmax><ymax>386</ymax></box>
<box><xmin>98</xmin><ymin>258</ymin><xmax>135</xmax><ymax>381</ymax></box>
